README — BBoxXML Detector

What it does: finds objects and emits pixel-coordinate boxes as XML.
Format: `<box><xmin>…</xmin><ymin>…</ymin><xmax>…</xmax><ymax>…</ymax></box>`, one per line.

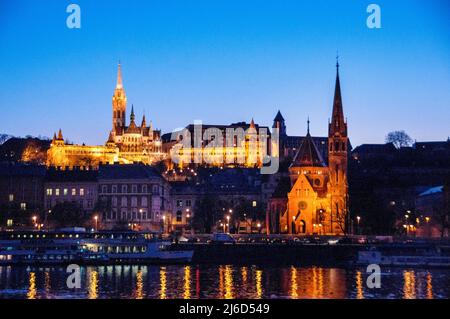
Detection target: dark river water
<box><xmin>0</xmin><ymin>265</ymin><xmax>449</xmax><ymax>299</ymax></box>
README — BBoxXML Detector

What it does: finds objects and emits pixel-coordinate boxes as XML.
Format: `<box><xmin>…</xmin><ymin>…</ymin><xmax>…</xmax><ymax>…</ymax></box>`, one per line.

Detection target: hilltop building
<box><xmin>46</xmin><ymin>64</ymin><xmax>165</xmax><ymax>169</ymax></box>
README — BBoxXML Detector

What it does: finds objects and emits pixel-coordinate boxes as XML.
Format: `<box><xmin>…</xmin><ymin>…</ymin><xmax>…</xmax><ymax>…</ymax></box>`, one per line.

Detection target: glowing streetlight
<box><xmin>94</xmin><ymin>215</ymin><xmax>98</xmax><ymax>232</ymax></box>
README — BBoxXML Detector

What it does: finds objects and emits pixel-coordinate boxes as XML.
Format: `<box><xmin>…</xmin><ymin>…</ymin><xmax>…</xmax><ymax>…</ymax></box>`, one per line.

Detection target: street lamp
<box><xmin>226</xmin><ymin>215</ymin><xmax>231</xmax><ymax>233</ymax></box>
<box><xmin>94</xmin><ymin>215</ymin><xmax>98</xmax><ymax>232</ymax></box>
<box><xmin>162</xmin><ymin>215</ymin><xmax>166</xmax><ymax>234</ymax></box>
<box><xmin>32</xmin><ymin>215</ymin><xmax>37</xmax><ymax>229</ymax></box>
<box><xmin>356</xmin><ymin>216</ymin><xmax>361</xmax><ymax>235</ymax></box>
<box><xmin>257</xmin><ymin>222</ymin><xmax>261</xmax><ymax>234</ymax></box>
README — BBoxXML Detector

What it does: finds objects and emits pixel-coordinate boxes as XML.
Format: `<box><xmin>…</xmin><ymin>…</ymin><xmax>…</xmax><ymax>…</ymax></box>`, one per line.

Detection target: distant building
<box><xmin>414</xmin><ymin>186</ymin><xmax>447</xmax><ymax>238</ymax></box>
<box><xmin>161</xmin><ymin>120</ymin><xmax>271</xmax><ymax>169</ymax></box>
<box><xmin>0</xmin><ymin>163</ymin><xmax>46</xmax><ymax>227</ymax></box>
<box><xmin>44</xmin><ymin>167</ymin><xmax>98</xmax><ymax>216</ymax></box>
<box><xmin>97</xmin><ymin>164</ymin><xmax>171</xmax><ymax>231</ymax></box>
<box><xmin>46</xmin><ymin>63</ymin><xmax>165</xmax><ymax>169</ymax></box>
<box><xmin>280</xmin><ymin>62</ymin><xmax>349</xmax><ymax>235</ymax></box>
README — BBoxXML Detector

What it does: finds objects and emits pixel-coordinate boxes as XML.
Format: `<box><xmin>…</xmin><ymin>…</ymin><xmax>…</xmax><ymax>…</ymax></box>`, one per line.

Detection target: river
<box><xmin>0</xmin><ymin>265</ymin><xmax>449</xmax><ymax>299</ymax></box>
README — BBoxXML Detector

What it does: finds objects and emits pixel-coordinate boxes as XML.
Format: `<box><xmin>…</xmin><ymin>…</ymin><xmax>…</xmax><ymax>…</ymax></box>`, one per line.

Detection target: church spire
<box><xmin>141</xmin><ymin>114</ymin><xmax>146</xmax><ymax>128</ymax></box>
<box><xmin>57</xmin><ymin>129</ymin><xmax>63</xmax><ymax>140</ymax></box>
<box><xmin>307</xmin><ymin>117</ymin><xmax>310</xmax><ymax>135</ymax></box>
<box><xmin>116</xmin><ymin>62</ymin><xmax>123</xmax><ymax>89</ymax></box>
<box><xmin>130</xmin><ymin>104</ymin><xmax>135</xmax><ymax>122</ymax></box>
<box><xmin>329</xmin><ymin>58</ymin><xmax>347</xmax><ymax>137</ymax></box>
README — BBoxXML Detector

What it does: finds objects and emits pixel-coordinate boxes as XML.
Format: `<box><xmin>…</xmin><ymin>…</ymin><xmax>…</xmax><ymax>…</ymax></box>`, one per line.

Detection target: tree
<box><xmin>48</xmin><ymin>202</ymin><xmax>91</xmax><ymax>228</ymax></box>
<box><xmin>385</xmin><ymin>131</ymin><xmax>413</xmax><ymax>149</ymax></box>
<box><xmin>192</xmin><ymin>194</ymin><xmax>219</xmax><ymax>233</ymax></box>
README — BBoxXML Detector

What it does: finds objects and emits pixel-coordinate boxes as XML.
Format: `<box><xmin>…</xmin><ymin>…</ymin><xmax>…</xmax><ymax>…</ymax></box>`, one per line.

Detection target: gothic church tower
<box><xmin>112</xmin><ymin>62</ymin><xmax>127</xmax><ymax>133</ymax></box>
<box><xmin>328</xmin><ymin>60</ymin><xmax>349</xmax><ymax>234</ymax></box>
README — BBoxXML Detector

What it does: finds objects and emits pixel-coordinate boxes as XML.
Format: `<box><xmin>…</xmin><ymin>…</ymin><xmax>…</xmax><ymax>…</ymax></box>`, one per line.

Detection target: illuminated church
<box><xmin>275</xmin><ymin>62</ymin><xmax>349</xmax><ymax>235</ymax></box>
<box><xmin>47</xmin><ymin>64</ymin><xmax>165</xmax><ymax>168</ymax></box>
<box><xmin>109</xmin><ymin>63</ymin><xmax>164</xmax><ymax>163</ymax></box>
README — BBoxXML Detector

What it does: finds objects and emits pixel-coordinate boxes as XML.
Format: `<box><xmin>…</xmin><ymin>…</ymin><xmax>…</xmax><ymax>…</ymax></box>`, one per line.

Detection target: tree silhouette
<box><xmin>385</xmin><ymin>131</ymin><xmax>413</xmax><ymax>149</ymax></box>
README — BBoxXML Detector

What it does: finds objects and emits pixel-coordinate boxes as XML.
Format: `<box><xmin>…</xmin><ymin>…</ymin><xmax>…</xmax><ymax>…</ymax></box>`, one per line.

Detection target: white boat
<box><xmin>83</xmin><ymin>239</ymin><xmax>194</xmax><ymax>264</ymax></box>
<box><xmin>356</xmin><ymin>247</ymin><xmax>450</xmax><ymax>268</ymax></box>
<box><xmin>0</xmin><ymin>231</ymin><xmax>194</xmax><ymax>265</ymax></box>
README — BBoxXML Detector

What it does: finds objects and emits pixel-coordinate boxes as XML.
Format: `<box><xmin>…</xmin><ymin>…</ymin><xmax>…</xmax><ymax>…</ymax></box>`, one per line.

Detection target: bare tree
<box><xmin>385</xmin><ymin>131</ymin><xmax>413</xmax><ymax>149</ymax></box>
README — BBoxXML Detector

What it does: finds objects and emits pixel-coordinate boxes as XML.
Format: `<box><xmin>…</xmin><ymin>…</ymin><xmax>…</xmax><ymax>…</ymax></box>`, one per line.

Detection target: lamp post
<box><xmin>32</xmin><ymin>215</ymin><xmax>37</xmax><ymax>230</ymax></box>
<box><xmin>356</xmin><ymin>216</ymin><xmax>361</xmax><ymax>235</ymax></box>
<box><xmin>162</xmin><ymin>215</ymin><xmax>166</xmax><ymax>235</ymax></box>
<box><xmin>94</xmin><ymin>215</ymin><xmax>98</xmax><ymax>232</ymax></box>
<box><xmin>185</xmin><ymin>208</ymin><xmax>190</xmax><ymax>234</ymax></box>
<box><xmin>257</xmin><ymin>222</ymin><xmax>262</xmax><ymax>234</ymax></box>
<box><xmin>226</xmin><ymin>215</ymin><xmax>231</xmax><ymax>233</ymax></box>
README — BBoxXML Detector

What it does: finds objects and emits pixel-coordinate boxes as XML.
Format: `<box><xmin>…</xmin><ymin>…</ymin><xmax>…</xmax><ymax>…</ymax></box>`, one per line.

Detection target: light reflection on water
<box><xmin>1</xmin><ymin>265</ymin><xmax>450</xmax><ymax>299</ymax></box>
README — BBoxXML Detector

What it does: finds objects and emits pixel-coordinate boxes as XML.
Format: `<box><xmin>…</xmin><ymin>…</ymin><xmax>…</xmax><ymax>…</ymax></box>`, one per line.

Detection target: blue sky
<box><xmin>0</xmin><ymin>0</ymin><xmax>449</xmax><ymax>147</ymax></box>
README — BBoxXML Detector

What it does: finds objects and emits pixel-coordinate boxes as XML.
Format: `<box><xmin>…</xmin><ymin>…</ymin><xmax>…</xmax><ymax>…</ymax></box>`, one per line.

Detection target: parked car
<box><xmin>211</xmin><ymin>233</ymin><xmax>236</xmax><ymax>244</ymax></box>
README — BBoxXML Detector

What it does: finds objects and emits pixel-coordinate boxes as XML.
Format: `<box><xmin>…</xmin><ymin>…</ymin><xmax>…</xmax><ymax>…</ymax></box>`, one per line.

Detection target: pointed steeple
<box><xmin>106</xmin><ymin>131</ymin><xmax>115</xmax><ymax>145</ymax></box>
<box><xmin>250</xmin><ymin>118</ymin><xmax>256</xmax><ymax>129</ymax></box>
<box><xmin>112</xmin><ymin>62</ymin><xmax>127</xmax><ymax>131</ymax></box>
<box><xmin>329</xmin><ymin>58</ymin><xmax>347</xmax><ymax>136</ymax></box>
<box><xmin>307</xmin><ymin>117</ymin><xmax>310</xmax><ymax>135</ymax></box>
<box><xmin>57</xmin><ymin>129</ymin><xmax>63</xmax><ymax>140</ymax></box>
<box><xmin>125</xmin><ymin>104</ymin><xmax>140</xmax><ymax>134</ymax></box>
<box><xmin>116</xmin><ymin>62</ymin><xmax>123</xmax><ymax>89</ymax></box>
<box><xmin>52</xmin><ymin>132</ymin><xmax>57</xmax><ymax>141</ymax></box>
<box><xmin>141</xmin><ymin>114</ymin><xmax>146</xmax><ymax>128</ymax></box>
<box><xmin>130</xmin><ymin>104</ymin><xmax>135</xmax><ymax>122</ymax></box>
<box><xmin>274</xmin><ymin>110</ymin><xmax>284</xmax><ymax>122</ymax></box>
<box><xmin>291</xmin><ymin>120</ymin><xmax>325</xmax><ymax>168</ymax></box>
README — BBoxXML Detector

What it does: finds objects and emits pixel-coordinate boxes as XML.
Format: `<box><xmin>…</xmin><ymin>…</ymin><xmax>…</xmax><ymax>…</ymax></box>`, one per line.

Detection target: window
<box><xmin>186</xmin><ymin>200</ymin><xmax>192</xmax><ymax>207</ymax></box>
<box><xmin>141</xmin><ymin>197</ymin><xmax>148</xmax><ymax>207</ymax></box>
<box><xmin>142</xmin><ymin>185</ymin><xmax>147</xmax><ymax>193</ymax></box>
<box><xmin>9</xmin><ymin>194</ymin><xmax>14</xmax><ymax>202</ymax></box>
<box><xmin>121</xmin><ymin>197</ymin><xmax>128</xmax><ymax>207</ymax></box>
<box><xmin>112</xmin><ymin>196</ymin><xmax>118</xmax><ymax>207</ymax></box>
<box><xmin>131</xmin><ymin>197</ymin><xmax>137</xmax><ymax>207</ymax></box>
<box><xmin>7</xmin><ymin>219</ymin><xmax>13</xmax><ymax>227</ymax></box>
<box><xmin>102</xmin><ymin>185</ymin><xmax>108</xmax><ymax>194</ymax></box>
<box><xmin>112</xmin><ymin>185</ymin><xmax>117</xmax><ymax>193</ymax></box>
<box><xmin>20</xmin><ymin>203</ymin><xmax>26</xmax><ymax>211</ymax></box>
<box><xmin>176</xmin><ymin>200</ymin><xmax>183</xmax><ymax>207</ymax></box>
<box><xmin>252</xmin><ymin>201</ymin><xmax>257</xmax><ymax>207</ymax></box>
<box><xmin>153</xmin><ymin>185</ymin><xmax>159</xmax><ymax>194</ymax></box>
<box><xmin>46</xmin><ymin>189</ymin><xmax>52</xmax><ymax>196</ymax></box>
<box><xmin>63</xmin><ymin>188</ymin><xmax>68</xmax><ymax>196</ymax></box>
<box><xmin>122</xmin><ymin>185</ymin><xmax>128</xmax><ymax>193</ymax></box>
<box><xmin>132</xmin><ymin>185</ymin><xmax>137</xmax><ymax>193</ymax></box>
<box><xmin>72</xmin><ymin>188</ymin><xmax>76</xmax><ymax>196</ymax></box>
<box><xmin>176</xmin><ymin>211</ymin><xmax>182</xmax><ymax>222</ymax></box>
<box><xmin>80</xmin><ymin>188</ymin><xmax>85</xmax><ymax>196</ymax></box>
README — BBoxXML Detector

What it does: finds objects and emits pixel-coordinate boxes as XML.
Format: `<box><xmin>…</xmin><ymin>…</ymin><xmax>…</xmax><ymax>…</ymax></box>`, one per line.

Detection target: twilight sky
<box><xmin>0</xmin><ymin>0</ymin><xmax>449</xmax><ymax>147</ymax></box>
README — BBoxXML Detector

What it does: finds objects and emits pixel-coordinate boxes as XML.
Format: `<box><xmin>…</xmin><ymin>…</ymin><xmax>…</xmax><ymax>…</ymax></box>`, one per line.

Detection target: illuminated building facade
<box><xmin>162</xmin><ymin>119</ymin><xmax>271</xmax><ymax>169</ymax></box>
<box><xmin>281</xmin><ymin>63</ymin><xmax>349</xmax><ymax>235</ymax></box>
<box><xmin>46</xmin><ymin>64</ymin><xmax>165</xmax><ymax>169</ymax></box>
